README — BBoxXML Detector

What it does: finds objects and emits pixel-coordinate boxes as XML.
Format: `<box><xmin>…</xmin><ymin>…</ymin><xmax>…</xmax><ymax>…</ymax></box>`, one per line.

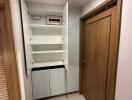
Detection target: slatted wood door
<box><xmin>0</xmin><ymin>1</ymin><xmax>20</xmax><ymax>100</ymax></box>
<box><xmin>0</xmin><ymin>32</ymin><xmax>9</xmax><ymax>99</ymax></box>
<box><xmin>0</xmin><ymin>8</ymin><xmax>9</xmax><ymax>100</ymax></box>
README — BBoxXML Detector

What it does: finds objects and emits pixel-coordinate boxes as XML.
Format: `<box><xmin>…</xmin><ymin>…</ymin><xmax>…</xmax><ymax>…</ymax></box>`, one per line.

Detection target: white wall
<box><xmin>115</xmin><ymin>0</ymin><xmax>132</xmax><ymax>100</ymax></box>
<box><xmin>9</xmin><ymin>0</ymin><xmax>32</xmax><ymax>100</ymax></box>
<box><xmin>81</xmin><ymin>0</ymin><xmax>106</xmax><ymax>16</ymax></box>
<box><xmin>67</xmin><ymin>7</ymin><xmax>81</xmax><ymax>92</ymax></box>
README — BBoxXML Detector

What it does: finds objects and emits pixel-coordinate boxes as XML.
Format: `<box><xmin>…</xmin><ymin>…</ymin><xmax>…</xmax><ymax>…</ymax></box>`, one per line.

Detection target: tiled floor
<box><xmin>46</xmin><ymin>93</ymin><xmax>85</xmax><ymax>100</ymax></box>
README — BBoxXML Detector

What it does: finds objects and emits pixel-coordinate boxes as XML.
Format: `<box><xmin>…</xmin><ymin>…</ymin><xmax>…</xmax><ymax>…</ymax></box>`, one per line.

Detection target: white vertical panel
<box><xmin>115</xmin><ymin>0</ymin><xmax>132</xmax><ymax>100</ymax></box>
<box><xmin>9</xmin><ymin>0</ymin><xmax>27</xmax><ymax>99</ymax></box>
<box><xmin>21</xmin><ymin>1</ymin><xmax>33</xmax><ymax>74</ymax></box>
<box><xmin>50</xmin><ymin>68</ymin><xmax>66</xmax><ymax>96</ymax></box>
<box><xmin>67</xmin><ymin>7</ymin><xmax>81</xmax><ymax>93</ymax></box>
<box><xmin>63</xmin><ymin>2</ymin><xmax>68</xmax><ymax>70</ymax></box>
<box><xmin>67</xmin><ymin>66</ymin><xmax>79</xmax><ymax>92</ymax></box>
<box><xmin>32</xmin><ymin>70</ymin><xmax>50</xmax><ymax>99</ymax></box>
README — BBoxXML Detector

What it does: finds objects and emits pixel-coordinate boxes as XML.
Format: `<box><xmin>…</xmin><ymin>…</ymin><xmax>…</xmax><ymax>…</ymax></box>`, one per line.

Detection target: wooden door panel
<box><xmin>0</xmin><ymin>9</ymin><xmax>9</xmax><ymax>100</ymax></box>
<box><xmin>0</xmin><ymin>29</ymin><xmax>9</xmax><ymax>100</ymax></box>
<box><xmin>84</xmin><ymin>15</ymin><xmax>111</xmax><ymax>100</ymax></box>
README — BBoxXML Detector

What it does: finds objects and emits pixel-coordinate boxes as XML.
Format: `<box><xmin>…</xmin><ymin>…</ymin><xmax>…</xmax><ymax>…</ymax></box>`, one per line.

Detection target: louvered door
<box><xmin>0</xmin><ymin>1</ymin><xmax>20</xmax><ymax>99</ymax></box>
<box><xmin>0</xmin><ymin>28</ymin><xmax>9</xmax><ymax>100</ymax></box>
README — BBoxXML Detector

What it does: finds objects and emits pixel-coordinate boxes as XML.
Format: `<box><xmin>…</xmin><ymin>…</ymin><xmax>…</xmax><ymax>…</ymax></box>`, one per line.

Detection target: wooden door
<box><xmin>80</xmin><ymin>0</ymin><xmax>122</xmax><ymax>100</ymax></box>
<box><xmin>0</xmin><ymin>1</ymin><xmax>20</xmax><ymax>100</ymax></box>
<box><xmin>84</xmin><ymin>10</ymin><xmax>111</xmax><ymax>100</ymax></box>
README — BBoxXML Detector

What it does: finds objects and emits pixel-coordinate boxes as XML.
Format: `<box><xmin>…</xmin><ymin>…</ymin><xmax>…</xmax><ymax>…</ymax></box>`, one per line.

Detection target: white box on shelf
<box><xmin>47</xmin><ymin>16</ymin><xmax>62</xmax><ymax>25</ymax></box>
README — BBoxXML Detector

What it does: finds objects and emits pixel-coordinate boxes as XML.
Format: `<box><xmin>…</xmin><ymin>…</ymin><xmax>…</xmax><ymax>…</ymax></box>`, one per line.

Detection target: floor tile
<box><xmin>46</xmin><ymin>93</ymin><xmax>85</xmax><ymax>100</ymax></box>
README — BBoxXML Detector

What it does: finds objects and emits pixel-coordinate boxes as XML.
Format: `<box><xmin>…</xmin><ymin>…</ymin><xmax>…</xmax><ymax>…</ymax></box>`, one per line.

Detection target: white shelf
<box><xmin>32</xmin><ymin>50</ymin><xmax>64</xmax><ymax>54</ymax></box>
<box><xmin>32</xmin><ymin>61</ymin><xmax>64</xmax><ymax>68</ymax></box>
<box><xmin>31</xmin><ymin>36</ymin><xmax>64</xmax><ymax>45</ymax></box>
<box><xmin>31</xmin><ymin>24</ymin><xmax>64</xmax><ymax>30</ymax></box>
<box><xmin>29</xmin><ymin>9</ymin><xmax>63</xmax><ymax>16</ymax></box>
<box><xmin>31</xmin><ymin>42</ymin><xmax>64</xmax><ymax>45</ymax></box>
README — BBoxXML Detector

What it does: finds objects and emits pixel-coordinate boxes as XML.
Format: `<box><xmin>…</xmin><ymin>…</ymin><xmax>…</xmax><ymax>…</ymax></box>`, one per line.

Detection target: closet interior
<box><xmin>21</xmin><ymin>1</ymin><xmax>70</xmax><ymax>99</ymax></box>
<box><xmin>28</xmin><ymin>3</ymin><xmax>68</xmax><ymax>70</ymax></box>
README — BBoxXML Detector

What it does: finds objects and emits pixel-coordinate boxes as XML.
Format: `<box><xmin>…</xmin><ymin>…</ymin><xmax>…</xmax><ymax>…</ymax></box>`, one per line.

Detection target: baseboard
<box><xmin>36</xmin><ymin>91</ymin><xmax>78</xmax><ymax>100</ymax></box>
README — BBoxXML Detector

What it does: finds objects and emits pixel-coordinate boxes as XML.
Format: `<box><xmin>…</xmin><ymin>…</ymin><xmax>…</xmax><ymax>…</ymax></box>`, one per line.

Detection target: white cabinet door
<box><xmin>50</xmin><ymin>68</ymin><xmax>66</xmax><ymax>96</ymax></box>
<box><xmin>32</xmin><ymin>70</ymin><xmax>50</xmax><ymax>99</ymax></box>
<box><xmin>21</xmin><ymin>0</ymin><xmax>33</xmax><ymax>74</ymax></box>
<box><xmin>63</xmin><ymin>2</ymin><xmax>68</xmax><ymax>70</ymax></box>
<box><xmin>66</xmin><ymin>66</ymin><xmax>79</xmax><ymax>92</ymax></box>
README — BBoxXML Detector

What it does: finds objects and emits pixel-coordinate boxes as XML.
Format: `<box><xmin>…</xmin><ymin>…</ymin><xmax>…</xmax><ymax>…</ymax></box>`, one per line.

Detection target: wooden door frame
<box><xmin>0</xmin><ymin>0</ymin><xmax>20</xmax><ymax>100</ymax></box>
<box><xmin>79</xmin><ymin>0</ymin><xmax>122</xmax><ymax>100</ymax></box>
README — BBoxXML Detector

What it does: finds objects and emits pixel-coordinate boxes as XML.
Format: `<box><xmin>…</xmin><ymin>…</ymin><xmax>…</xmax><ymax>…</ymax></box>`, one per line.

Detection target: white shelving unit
<box><xmin>32</xmin><ymin>61</ymin><xmax>64</xmax><ymax>68</ymax></box>
<box><xmin>21</xmin><ymin>1</ymin><xmax>79</xmax><ymax>99</ymax></box>
<box><xmin>29</xmin><ymin>2</ymin><xmax>68</xmax><ymax>70</ymax></box>
<box><xmin>32</xmin><ymin>50</ymin><xmax>64</xmax><ymax>54</ymax></box>
<box><xmin>31</xmin><ymin>41</ymin><xmax>64</xmax><ymax>45</ymax></box>
<box><xmin>31</xmin><ymin>24</ymin><xmax>64</xmax><ymax>29</ymax></box>
<box><xmin>31</xmin><ymin>35</ymin><xmax>64</xmax><ymax>45</ymax></box>
<box><xmin>24</xmin><ymin>1</ymin><xmax>69</xmax><ymax>99</ymax></box>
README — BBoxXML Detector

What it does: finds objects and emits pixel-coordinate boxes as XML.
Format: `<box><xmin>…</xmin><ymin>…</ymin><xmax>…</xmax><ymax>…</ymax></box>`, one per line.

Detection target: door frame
<box><xmin>81</xmin><ymin>0</ymin><xmax>118</xmax><ymax>20</ymax></box>
<box><xmin>79</xmin><ymin>0</ymin><xmax>122</xmax><ymax>100</ymax></box>
<box><xmin>0</xmin><ymin>0</ymin><xmax>20</xmax><ymax>100</ymax></box>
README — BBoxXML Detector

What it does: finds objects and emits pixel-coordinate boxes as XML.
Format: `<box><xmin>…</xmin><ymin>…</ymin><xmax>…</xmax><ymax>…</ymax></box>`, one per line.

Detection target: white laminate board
<box><xmin>21</xmin><ymin>0</ymin><xmax>33</xmax><ymax>73</ymax></box>
<box><xmin>62</xmin><ymin>2</ymin><xmax>69</xmax><ymax>70</ymax></box>
<box><xmin>32</xmin><ymin>53</ymin><xmax>63</xmax><ymax>63</ymax></box>
<box><xmin>32</xmin><ymin>44</ymin><xmax>63</xmax><ymax>51</ymax></box>
<box><xmin>32</xmin><ymin>70</ymin><xmax>50</xmax><ymax>99</ymax></box>
<box><xmin>31</xmin><ymin>28</ymin><xmax>62</xmax><ymax>35</ymax></box>
<box><xmin>50</xmin><ymin>68</ymin><xmax>66</xmax><ymax>96</ymax></box>
<box><xmin>32</xmin><ymin>61</ymin><xmax>64</xmax><ymax>68</ymax></box>
<box><xmin>31</xmin><ymin>24</ymin><xmax>64</xmax><ymax>30</ymax></box>
<box><xmin>32</xmin><ymin>50</ymin><xmax>64</xmax><ymax>54</ymax></box>
<box><xmin>31</xmin><ymin>35</ymin><xmax>64</xmax><ymax>45</ymax></box>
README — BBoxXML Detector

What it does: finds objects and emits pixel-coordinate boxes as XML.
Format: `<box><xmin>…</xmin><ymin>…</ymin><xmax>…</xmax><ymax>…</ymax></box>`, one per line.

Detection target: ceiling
<box><xmin>26</xmin><ymin>0</ymin><xmax>89</xmax><ymax>7</ymax></box>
